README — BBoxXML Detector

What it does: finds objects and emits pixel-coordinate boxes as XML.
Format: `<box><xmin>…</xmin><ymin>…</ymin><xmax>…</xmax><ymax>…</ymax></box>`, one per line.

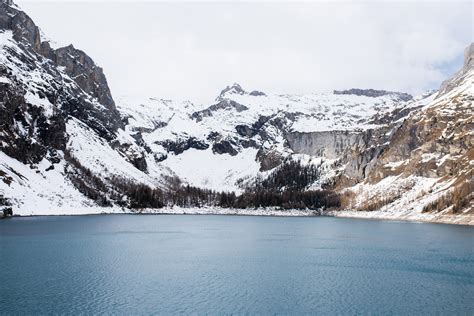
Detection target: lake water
<box><xmin>0</xmin><ymin>215</ymin><xmax>473</xmax><ymax>314</ymax></box>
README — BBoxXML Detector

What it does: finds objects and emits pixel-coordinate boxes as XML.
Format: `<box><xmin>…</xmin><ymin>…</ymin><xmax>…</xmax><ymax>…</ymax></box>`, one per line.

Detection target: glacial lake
<box><xmin>0</xmin><ymin>215</ymin><xmax>473</xmax><ymax>315</ymax></box>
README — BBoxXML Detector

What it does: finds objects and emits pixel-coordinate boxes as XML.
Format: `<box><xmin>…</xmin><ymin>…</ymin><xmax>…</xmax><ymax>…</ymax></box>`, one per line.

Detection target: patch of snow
<box><xmin>384</xmin><ymin>160</ymin><xmax>408</xmax><ymax>169</ymax></box>
<box><xmin>160</xmin><ymin>148</ymin><xmax>261</xmax><ymax>192</ymax></box>
<box><xmin>421</xmin><ymin>153</ymin><xmax>438</xmax><ymax>163</ymax></box>
<box><xmin>24</xmin><ymin>90</ymin><xmax>55</xmax><ymax>116</ymax></box>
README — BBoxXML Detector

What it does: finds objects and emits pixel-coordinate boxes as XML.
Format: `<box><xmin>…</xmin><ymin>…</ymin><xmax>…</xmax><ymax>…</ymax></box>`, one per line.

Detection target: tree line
<box><xmin>64</xmin><ymin>152</ymin><xmax>340</xmax><ymax>211</ymax></box>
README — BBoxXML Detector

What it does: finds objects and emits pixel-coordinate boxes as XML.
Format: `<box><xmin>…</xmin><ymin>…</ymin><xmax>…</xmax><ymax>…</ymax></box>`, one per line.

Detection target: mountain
<box><xmin>117</xmin><ymin>84</ymin><xmax>429</xmax><ymax>191</ymax></box>
<box><xmin>334</xmin><ymin>44</ymin><xmax>473</xmax><ymax>224</ymax></box>
<box><xmin>0</xmin><ymin>1</ymin><xmax>472</xmax><ymax>223</ymax></box>
<box><xmin>0</xmin><ymin>0</ymin><xmax>165</xmax><ymax>214</ymax></box>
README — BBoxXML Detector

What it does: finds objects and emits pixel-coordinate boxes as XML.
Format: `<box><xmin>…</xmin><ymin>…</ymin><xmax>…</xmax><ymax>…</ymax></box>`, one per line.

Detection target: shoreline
<box><xmin>3</xmin><ymin>207</ymin><xmax>473</xmax><ymax>226</ymax></box>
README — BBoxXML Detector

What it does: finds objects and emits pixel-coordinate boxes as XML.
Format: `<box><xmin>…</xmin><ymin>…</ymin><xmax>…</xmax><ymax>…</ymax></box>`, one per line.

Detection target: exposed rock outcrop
<box><xmin>0</xmin><ymin>1</ymin><xmax>121</xmax><ymax>128</ymax></box>
<box><xmin>285</xmin><ymin>126</ymin><xmax>392</xmax><ymax>186</ymax></box>
<box><xmin>191</xmin><ymin>99</ymin><xmax>248</xmax><ymax>122</ymax></box>
<box><xmin>159</xmin><ymin>137</ymin><xmax>209</xmax><ymax>155</ymax></box>
<box><xmin>212</xmin><ymin>140</ymin><xmax>238</xmax><ymax>156</ymax></box>
<box><xmin>334</xmin><ymin>88</ymin><xmax>413</xmax><ymax>101</ymax></box>
<box><xmin>53</xmin><ymin>45</ymin><xmax>117</xmax><ymax>111</ymax></box>
<box><xmin>249</xmin><ymin>90</ymin><xmax>266</xmax><ymax>96</ymax></box>
<box><xmin>464</xmin><ymin>43</ymin><xmax>474</xmax><ymax>68</ymax></box>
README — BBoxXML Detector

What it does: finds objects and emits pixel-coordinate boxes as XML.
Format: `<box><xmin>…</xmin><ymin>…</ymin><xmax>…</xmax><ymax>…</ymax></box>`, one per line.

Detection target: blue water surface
<box><xmin>0</xmin><ymin>215</ymin><xmax>473</xmax><ymax>315</ymax></box>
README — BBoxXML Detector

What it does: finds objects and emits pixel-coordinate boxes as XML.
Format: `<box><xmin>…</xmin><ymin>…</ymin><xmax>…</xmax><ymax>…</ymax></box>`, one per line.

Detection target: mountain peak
<box><xmin>216</xmin><ymin>83</ymin><xmax>267</xmax><ymax>100</ymax></box>
<box><xmin>437</xmin><ymin>43</ymin><xmax>473</xmax><ymax>97</ymax></box>
<box><xmin>216</xmin><ymin>83</ymin><xmax>247</xmax><ymax>101</ymax></box>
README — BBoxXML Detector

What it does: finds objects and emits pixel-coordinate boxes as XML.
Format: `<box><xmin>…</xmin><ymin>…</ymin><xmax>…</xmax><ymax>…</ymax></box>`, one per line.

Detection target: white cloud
<box><xmin>16</xmin><ymin>1</ymin><xmax>473</xmax><ymax>103</ymax></box>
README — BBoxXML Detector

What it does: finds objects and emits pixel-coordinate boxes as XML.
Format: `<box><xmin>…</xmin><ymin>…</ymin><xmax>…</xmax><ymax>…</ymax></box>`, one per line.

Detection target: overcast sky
<box><xmin>16</xmin><ymin>0</ymin><xmax>474</xmax><ymax>104</ymax></box>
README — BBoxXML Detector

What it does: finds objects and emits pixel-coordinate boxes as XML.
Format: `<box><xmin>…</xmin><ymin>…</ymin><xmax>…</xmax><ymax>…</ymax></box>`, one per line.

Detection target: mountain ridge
<box><xmin>0</xmin><ymin>2</ymin><xmax>472</xmax><ymax>224</ymax></box>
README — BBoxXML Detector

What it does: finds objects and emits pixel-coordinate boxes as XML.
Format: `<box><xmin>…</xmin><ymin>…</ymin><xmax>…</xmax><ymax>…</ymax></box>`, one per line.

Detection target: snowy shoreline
<box><xmin>4</xmin><ymin>207</ymin><xmax>473</xmax><ymax>226</ymax></box>
<box><xmin>329</xmin><ymin>210</ymin><xmax>474</xmax><ymax>226</ymax></box>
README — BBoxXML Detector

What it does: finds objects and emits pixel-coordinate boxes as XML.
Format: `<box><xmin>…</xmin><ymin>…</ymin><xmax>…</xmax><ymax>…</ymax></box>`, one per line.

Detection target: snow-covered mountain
<box><xmin>0</xmin><ymin>0</ymin><xmax>168</xmax><ymax>214</ymax></box>
<box><xmin>0</xmin><ymin>1</ymin><xmax>472</xmax><ymax>223</ymax></box>
<box><xmin>337</xmin><ymin>47</ymin><xmax>473</xmax><ymax>224</ymax></box>
<box><xmin>116</xmin><ymin>84</ymin><xmax>432</xmax><ymax>192</ymax></box>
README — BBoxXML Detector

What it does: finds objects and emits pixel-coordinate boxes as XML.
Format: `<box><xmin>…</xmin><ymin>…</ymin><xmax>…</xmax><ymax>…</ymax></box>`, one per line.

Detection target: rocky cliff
<box><xmin>332</xmin><ymin>50</ymin><xmax>473</xmax><ymax>224</ymax></box>
<box><xmin>0</xmin><ymin>1</ymin><xmax>122</xmax><ymax>163</ymax></box>
<box><xmin>0</xmin><ymin>1</ymin><xmax>163</xmax><ymax>213</ymax></box>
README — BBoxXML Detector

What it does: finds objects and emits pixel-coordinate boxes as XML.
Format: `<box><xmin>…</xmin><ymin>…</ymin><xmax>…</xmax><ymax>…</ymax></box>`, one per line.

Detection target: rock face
<box><xmin>374</xmin><ymin>58</ymin><xmax>473</xmax><ymax>182</ymax></box>
<box><xmin>249</xmin><ymin>90</ymin><xmax>266</xmax><ymax>96</ymax></box>
<box><xmin>212</xmin><ymin>140</ymin><xmax>238</xmax><ymax>156</ymax></box>
<box><xmin>287</xmin><ymin>131</ymin><xmax>366</xmax><ymax>159</ymax></box>
<box><xmin>286</xmin><ymin>123</ymin><xmax>397</xmax><ymax>187</ymax></box>
<box><xmin>192</xmin><ymin>99</ymin><xmax>249</xmax><ymax>121</ymax></box>
<box><xmin>0</xmin><ymin>0</ymin><xmax>156</xmax><ymax>213</ymax></box>
<box><xmin>159</xmin><ymin>138</ymin><xmax>209</xmax><ymax>155</ymax></box>
<box><xmin>0</xmin><ymin>2</ymin><xmax>122</xmax><ymax>133</ymax></box>
<box><xmin>338</xmin><ymin>50</ymin><xmax>473</xmax><ymax>219</ymax></box>
<box><xmin>334</xmin><ymin>88</ymin><xmax>413</xmax><ymax>101</ymax></box>
<box><xmin>464</xmin><ymin>43</ymin><xmax>474</xmax><ymax>67</ymax></box>
<box><xmin>53</xmin><ymin>45</ymin><xmax>117</xmax><ymax>111</ymax></box>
